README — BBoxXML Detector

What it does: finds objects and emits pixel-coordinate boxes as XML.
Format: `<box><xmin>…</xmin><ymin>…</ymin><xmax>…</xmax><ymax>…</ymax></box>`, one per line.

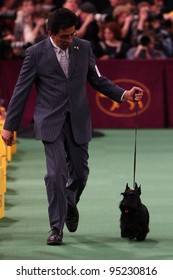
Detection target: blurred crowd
<box><xmin>1</xmin><ymin>0</ymin><xmax>173</xmax><ymax>59</ymax></box>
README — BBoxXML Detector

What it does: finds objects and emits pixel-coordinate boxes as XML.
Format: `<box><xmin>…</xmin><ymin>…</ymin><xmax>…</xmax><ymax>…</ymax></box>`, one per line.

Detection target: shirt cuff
<box><xmin>121</xmin><ymin>90</ymin><xmax>126</xmax><ymax>101</ymax></box>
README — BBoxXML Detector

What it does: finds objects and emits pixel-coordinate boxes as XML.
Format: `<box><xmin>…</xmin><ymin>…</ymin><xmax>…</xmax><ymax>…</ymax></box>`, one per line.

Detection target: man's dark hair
<box><xmin>47</xmin><ymin>8</ymin><xmax>78</xmax><ymax>35</ymax></box>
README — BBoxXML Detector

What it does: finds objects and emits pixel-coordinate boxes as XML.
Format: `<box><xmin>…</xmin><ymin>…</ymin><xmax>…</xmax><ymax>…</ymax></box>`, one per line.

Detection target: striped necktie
<box><xmin>59</xmin><ymin>49</ymin><xmax>69</xmax><ymax>77</ymax></box>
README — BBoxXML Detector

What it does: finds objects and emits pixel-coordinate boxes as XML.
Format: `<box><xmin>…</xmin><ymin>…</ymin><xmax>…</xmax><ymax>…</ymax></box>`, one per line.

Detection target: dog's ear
<box><xmin>134</xmin><ymin>182</ymin><xmax>138</xmax><ymax>189</ymax></box>
<box><xmin>125</xmin><ymin>183</ymin><xmax>130</xmax><ymax>191</ymax></box>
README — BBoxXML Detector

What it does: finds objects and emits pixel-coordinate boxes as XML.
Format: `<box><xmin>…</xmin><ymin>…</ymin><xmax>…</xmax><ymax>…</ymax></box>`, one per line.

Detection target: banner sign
<box><xmin>87</xmin><ymin>60</ymin><xmax>165</xmax><ymax>128</ymax></box>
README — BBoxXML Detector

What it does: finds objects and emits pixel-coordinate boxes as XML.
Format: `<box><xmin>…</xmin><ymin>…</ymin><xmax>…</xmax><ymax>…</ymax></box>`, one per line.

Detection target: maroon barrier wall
<box><xmin>164</xmin><ymin>60</ymin><xmax>173</xmax><ymax>128</ymax></box>
<box><xmin>87</xmin><ymin>59</ymin><xmax>166</xmax><ymax>128</ymax></box>
<box><xmin>0</xmin><ymin>60</ymin><xmax>37</xmax><ymax>127</ymax></box>
<box><xmin>0</xmin><ymin>59</ymin><xmax>173</xmax><ymax>128</ymax></box>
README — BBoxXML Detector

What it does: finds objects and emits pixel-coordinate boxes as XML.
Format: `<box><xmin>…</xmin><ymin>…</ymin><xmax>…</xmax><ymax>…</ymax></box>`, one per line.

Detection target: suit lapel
<box><xmin>68</xmin><ymin>40</ymin><xmax>79</xmax><ymax>79</ymax></box>
<box><xmin>44</xmin><ymin>37</ymin><xmax>79</xmax><ymax>79</ymax></box>
<box><xmin>44</xmin><ymin>38</ymin><xmax>66</xmax><ymax>77</ymax></box>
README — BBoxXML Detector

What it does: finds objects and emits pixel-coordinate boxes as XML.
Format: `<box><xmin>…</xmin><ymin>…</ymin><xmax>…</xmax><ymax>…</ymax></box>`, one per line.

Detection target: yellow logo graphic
<box><xmin>96</xmin><ymin>79</ymin><xmax>151</xmax><ymax>117</ymax></box>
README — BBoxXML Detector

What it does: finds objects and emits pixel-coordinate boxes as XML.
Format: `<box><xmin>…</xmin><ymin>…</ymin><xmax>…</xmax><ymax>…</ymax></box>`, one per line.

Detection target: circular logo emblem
<box><xmin>96</xmin><ymin>79</ymin><xmax>151</xmax><ymax>117</ymax></box>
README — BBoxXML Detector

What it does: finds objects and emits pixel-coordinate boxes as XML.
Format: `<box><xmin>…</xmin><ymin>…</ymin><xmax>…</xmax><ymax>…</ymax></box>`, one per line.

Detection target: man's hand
<box><xmin>123</xmin><ymin>87</ymin><xmax>143</xmax><ymax>102</ymax></box>
<box><xmin>1</xmin><ymin>129</ymin><xmax>14</xmax><ymax>146</ymax></box>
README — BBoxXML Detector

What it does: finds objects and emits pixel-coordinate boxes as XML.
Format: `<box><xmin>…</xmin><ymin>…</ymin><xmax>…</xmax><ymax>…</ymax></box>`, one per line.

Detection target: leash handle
<box><xmin>133</xmin><ymin>103</ymin><xmax>138</xmax><ymax>189</ymax></box>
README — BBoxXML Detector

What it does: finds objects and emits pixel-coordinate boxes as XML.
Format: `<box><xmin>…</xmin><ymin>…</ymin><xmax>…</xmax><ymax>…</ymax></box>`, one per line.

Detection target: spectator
<box><xmin>124</xmin><ymin>0</ymin><xmax>136</xmax><ymax>11</ymax></box>
<box><xmin>151</xmin><ymin>0</ymin><xmax>165</xmax><ymax>15</ymax></box>
<box><xmin>15</xmin><ymin>0</ymin><xmax>35</xmax><ymax>24</ymax></box>
<box><xmin>149</xmin><ymin>13</ymin><xmax>173</xmax><ymax>57</ymax></box>
<box><xmin>76</xmin><ymin>2</ymin><xmax>99</xmax><ymax>50</ymax></box>
<box><xmin>102</xmin><ymin>0</ymin><xmax>124</xmax><ymax>20</ymax></box>
<box><xmin>126</xmin><ymin>31</ymin><xmax>167</xmax><ymax>59</ymax></box>
<box><xmin>41</xmin><ymin>0</ymin><xmax>57</xmax><ymax>13</ymax></box>
<box><xmin>0</xmin><ymin>0</ymin><xmax>18</xmax><ymax>10</ymax></box>
<box><xmin>129</xmin><ymin>1</ymin><xmax>173</xmax><ymax>56</ymax></box>
<box><xmin>62</xmin><ymin>0</ymin><xmax>80</xmax><ymax>14</ymax></box>
<box><xmin>95</xmin><ymin>21</ymin><xmax>129</xmax><ymax>59</ymax></box>
<box><xmin>12</xmin><ymin>0</ymin><xmax>47</xmax><ymax>57</ymax></box>
<box><xmin>112</xmin><ymin>4</ymin><xmax>134</xmax><ymax>45</ymax></box>
<box><xmin>130</xmin><ymin>1</ymin><xmax>151</xmax><ymax>45</ymax></box>
<box><xmin>81</xmin><ymin>0</ymin><xmax>110</xmax><ymax>13</ymax></box>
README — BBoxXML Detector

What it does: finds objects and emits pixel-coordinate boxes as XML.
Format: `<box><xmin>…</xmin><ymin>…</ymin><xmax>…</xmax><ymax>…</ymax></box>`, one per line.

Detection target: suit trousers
<box><xmin>43</xmin><ymin>113</ymin><xmax>89</xmax><ymax>230</ymax></box>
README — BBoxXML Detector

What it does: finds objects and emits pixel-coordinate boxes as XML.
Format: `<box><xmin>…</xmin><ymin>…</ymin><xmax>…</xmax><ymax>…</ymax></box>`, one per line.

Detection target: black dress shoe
<box><xmin>47</xmin><ymin>229</ymin><xmax>63</xmax><ymax>245</ymax></box>
<box><xmin>66</xmin><ymin>204</ymin><xmax>79</xmax><ymax>232</ymax></box>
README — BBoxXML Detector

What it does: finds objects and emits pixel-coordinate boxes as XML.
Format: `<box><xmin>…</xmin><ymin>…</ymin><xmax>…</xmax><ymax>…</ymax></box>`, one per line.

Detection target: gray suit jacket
<box><xmin>4</xmin><ymin>37</ymin><xmax>125</xmax><ymax>144</ymax></box>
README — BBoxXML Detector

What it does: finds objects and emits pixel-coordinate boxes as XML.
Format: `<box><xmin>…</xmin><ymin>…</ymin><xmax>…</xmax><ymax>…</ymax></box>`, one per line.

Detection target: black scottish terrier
<box><xmin>119</xmin><ymin>183</ymin><xmax>149</xmax><ymax>241</ymax></box>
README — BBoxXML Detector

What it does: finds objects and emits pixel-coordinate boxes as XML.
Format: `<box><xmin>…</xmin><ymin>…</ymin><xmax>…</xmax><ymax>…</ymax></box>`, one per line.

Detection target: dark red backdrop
<box><xmin>0</xmin><ymin>59</ymin><xmax>173</xmax><ymax>128</ymax></box>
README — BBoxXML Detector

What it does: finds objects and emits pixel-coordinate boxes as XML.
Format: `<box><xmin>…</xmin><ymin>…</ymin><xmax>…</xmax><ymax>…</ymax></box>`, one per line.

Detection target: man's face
<box><xmin>50</xmin><ymin>26</ymin><xmax>76</xmax><ymax>50</ymax></box>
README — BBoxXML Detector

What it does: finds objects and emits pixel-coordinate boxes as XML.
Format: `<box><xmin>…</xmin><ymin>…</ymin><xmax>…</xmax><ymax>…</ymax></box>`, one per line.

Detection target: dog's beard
<box><xmin>120</xmin><ymin>204</ymin><xmax>137</xmax><ymax>214</ymax></box>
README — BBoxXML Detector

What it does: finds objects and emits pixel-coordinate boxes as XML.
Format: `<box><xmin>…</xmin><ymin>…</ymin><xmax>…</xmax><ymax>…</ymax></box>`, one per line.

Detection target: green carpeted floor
<box><xmin>0</xmin><ymin>129</ymin><xmax>173</xmax><ymax>260</ymax></box>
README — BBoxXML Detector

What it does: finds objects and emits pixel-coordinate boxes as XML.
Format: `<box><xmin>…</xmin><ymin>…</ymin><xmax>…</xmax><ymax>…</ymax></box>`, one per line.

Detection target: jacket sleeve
<box><xmin>87</xmin><ymin>43</ymin><xmax>125</xmax><ymax>103</ymax></box>
<box><xmin>4</xmin><ymin>47</ymin><xmax>37</xmax><ymax>131</ymax></box>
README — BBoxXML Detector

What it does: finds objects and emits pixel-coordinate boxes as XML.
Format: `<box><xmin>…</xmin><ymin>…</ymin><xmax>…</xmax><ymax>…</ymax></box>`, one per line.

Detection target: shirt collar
<box><xmin>49</xmin><ymin>37</ymin><xmax>68</xmax><ymax>54</ymax></box>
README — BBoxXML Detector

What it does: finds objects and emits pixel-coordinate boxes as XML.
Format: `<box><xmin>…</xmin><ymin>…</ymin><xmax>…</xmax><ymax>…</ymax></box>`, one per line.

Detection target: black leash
<box><xmin>133</xmin><ymin>103</ymin><xmax>138</xmax><ymax>189</ymax></box>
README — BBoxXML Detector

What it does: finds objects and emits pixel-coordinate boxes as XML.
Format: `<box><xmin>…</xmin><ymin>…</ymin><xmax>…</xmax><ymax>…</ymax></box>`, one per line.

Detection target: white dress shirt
<box><xmin>49</xmin><ymin>37</ymin><xmax>69</xmax><ymax>63</ymax></box>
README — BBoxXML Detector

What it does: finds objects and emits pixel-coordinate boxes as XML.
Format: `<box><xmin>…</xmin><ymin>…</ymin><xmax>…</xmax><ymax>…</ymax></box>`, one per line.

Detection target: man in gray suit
<box><xmin>1</xmin><ymin>8</ymin><xmax>143</xmax><ymax>245</ymax></box>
